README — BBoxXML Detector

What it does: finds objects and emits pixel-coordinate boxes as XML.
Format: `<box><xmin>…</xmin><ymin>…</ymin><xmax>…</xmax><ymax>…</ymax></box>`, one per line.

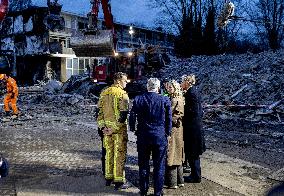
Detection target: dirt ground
<box><xmin>0</xmin><ymin>95</ymin><xmax>283</xmax><ymax>195</ymax></box>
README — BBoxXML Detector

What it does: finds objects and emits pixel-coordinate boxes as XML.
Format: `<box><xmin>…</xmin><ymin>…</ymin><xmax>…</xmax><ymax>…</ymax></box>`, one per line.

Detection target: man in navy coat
<box><xmin>129</xmin><ymin>78</ymin><xmax>172</xmax><ymax>196</ymax></box>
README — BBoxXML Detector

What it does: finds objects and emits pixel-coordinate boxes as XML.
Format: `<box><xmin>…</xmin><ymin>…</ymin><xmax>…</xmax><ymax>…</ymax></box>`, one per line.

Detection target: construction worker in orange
<box><xmin>0</xmin><ymin>74</ymin><xmax>19</xmax><ymax>118</ymax></box>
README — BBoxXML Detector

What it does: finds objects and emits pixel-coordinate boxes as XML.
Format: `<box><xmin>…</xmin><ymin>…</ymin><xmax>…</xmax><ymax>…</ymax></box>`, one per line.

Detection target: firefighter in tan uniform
<box><xmin>97</xmin><ymin>72</ymin><xmax>130</xmax><ymax>190</ymax></box>
<box><xmin>0</xmin><ymin>74</ymin><xmax>19</xmax><ymax>118</ymax></box>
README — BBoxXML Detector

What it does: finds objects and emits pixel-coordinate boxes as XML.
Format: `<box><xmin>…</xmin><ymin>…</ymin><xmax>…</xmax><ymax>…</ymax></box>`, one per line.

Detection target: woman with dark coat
<box><xmin>181</xmin><ymin>74</ymin><xmax>206</xmax><ymax>183</ymax></box>
<box><xmin>165</xmin><ymin>80</ymin><xmax>185</xmax><ymax>189</ymax></box>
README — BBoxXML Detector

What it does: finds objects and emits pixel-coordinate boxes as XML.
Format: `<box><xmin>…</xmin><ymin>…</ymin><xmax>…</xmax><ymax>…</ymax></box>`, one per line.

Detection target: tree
<box><xmin>249</xmin><ymin>0</ymin><xmax>284</xmax><ymax>49</ymax></box>
<box><xmin>203</xmin><ymin>0</ymin><xmax>216</xmax><ymax>54</ymax></box>
<box><xmin>149</xmin><ymin>0</ymin><xmax>215</xmax><ymax>57</ymax></box>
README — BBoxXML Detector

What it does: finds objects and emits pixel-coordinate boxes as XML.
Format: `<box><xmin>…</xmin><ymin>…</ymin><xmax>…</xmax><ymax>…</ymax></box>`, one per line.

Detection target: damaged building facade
<box><xmin>0</xmin><ymin>6</ymin><xmax>51</xmax><ymax>85</ymax></box>
<box><xmin>0</xmin><ymin>2</ymin><xmax>174</xmax><ymax>84</ymax></box>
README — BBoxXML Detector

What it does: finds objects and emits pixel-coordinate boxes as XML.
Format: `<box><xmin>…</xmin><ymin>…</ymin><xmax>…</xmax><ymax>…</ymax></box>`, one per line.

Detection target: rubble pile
<box><xmin>17</xmin><ymin>50</ymin><xmax>283</xmax><ymax>125</ymax></box>
<box><xmin>19</xmin><ymin>78</ymin><xmax>98</xmax><ymax>107</ymax></box>
<box><xmin>158</xmin><ymin>49</ymin><xmax>284</xmax><ymax>124</ymax></box>
<box><xmin>60</xmin><ymin>74</ymin><xmax>106</xmax><ymax>98</ymax></box>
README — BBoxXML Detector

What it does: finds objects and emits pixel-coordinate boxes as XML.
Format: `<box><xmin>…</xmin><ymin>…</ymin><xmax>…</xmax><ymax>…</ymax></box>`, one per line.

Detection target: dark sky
<box><xmin>32</xmin><ymin>0</ymin><xmax>159</xmax><ymax>27</ymax></box>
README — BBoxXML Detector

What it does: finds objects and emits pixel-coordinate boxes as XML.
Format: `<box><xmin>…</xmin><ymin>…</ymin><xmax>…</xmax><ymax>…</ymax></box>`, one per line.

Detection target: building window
<box><xmin>78</xmin><ymin>21</ymin><xmax>86</xmax><ymax>30</ymax></box>
<box><xmin>65</xmin><ymin>19</ymin><xmax>71</xmax><ymax>28</ymax></box>
<box><xmin>71</xmin><ymin>17</ymin><xmax>76</xmax><ymax>29</ymax></box>
<box><xmin>66</xmin><ymin>58</ymin><xmax>73</xmax><ymax>79</ymax></box>
<box><xmin>79</xmin><ymin>59</ymin><xmax>85</xmax><ymax>74</ymax></box>
<box><xmin>66</xmin><ymin>58</ymin><xmax>91</xmax><ymax>79</ymax></box>
<box><xmin>73</xmin><ymin>58</ymin><xmax>79</xmax><ymax>75</ymax></box>
<box><xmin>66</xmin><ymin>58</ymin><xmax>72</xmax><ymax>68</ymax></box>
<box><xmin>66</xmin><ymin>38</ymin><xmax>71</xmax><ymax>48</ymax></box>
<box><xmin>85</xmin><ymin>59</ymin><xmax>90</xmax><ymax>72</ymax></box>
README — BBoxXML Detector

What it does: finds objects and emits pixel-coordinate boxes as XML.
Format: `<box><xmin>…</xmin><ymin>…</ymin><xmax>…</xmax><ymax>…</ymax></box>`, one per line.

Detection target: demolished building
<box><xmin>0</xmin><ymin>0</ymin><xmax>175</xmax><ymax>85</ymax></box>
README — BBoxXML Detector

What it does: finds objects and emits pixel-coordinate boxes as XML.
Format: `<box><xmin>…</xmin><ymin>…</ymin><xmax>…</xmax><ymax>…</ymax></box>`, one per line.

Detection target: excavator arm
<box><xmin>0</xmin><ymin>0</ymin><xmax>8</xmax><ymax>22</ymax></box>
<box><xmin>70</xmin><ymin>0</ymin><xmax>116</xmax><ymax>57</ymax></box>
<box><xmin>101</xmin><ymin>0</ymin><xmax>114</xmax><ymax>30</ymax></box>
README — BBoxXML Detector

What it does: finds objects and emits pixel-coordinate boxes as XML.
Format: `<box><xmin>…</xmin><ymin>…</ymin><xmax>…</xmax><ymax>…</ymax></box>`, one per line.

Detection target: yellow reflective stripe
<box><xmin>103</xmin><ymin>137</ymin><xmax>110</xmax><ymax>179</ymax></box>
<box><xmin>113</xmin><ymin>134</ymin><xmax>125</xmax><ymax>182</ymax></box>
<box><xmin>114</xmin><ymin>176</ymin><xmax>124</xmax><ymax>182</ymax></box>
<box><xmin>113</xmin><ymin>134</ymin><xmax>117</xmax><ymax>181</ymax></box>
<box><xmin>105</xmin><ymin>120</ymin><xmax>119</xmax><ymax>130</ymax></box>
<box><xmin>97</xmin><ymin>120</ymin><xmax>105</xmax><ymax>128</ymax></box>
<box><xmin>104</xmin><ymin>137</ymin><xmax>113</xmax><ymax>179</ymax></box>
<box><xmin>105</xmin><ymin>174</ymin><xmax>114</xmax><ymax>179</ymax></box>
<box><xmin>98</xmin><ymin>120</ymin><xmax>120</xmax><ymax>130</ymax></box>
<box><xmin>113</xmin><ymin>95</ymin><xmax>120</xmax><ymax>120</ymax></box>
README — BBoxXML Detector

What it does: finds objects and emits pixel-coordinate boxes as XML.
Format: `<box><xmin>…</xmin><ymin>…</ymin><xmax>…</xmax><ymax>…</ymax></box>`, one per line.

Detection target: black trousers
<box><xmin>165</xmin><ymin>165</ymin><xmax>184</xmax><ymax>187</ymax></box>
<box><xmin>137</xmin><ymin>141</ymin><xmax>167</xmax><ymax>196</ymax></box>
<box><xmin>188</xmin><ymin>156</ymin><xmax>201</xmax><ymax>180</ymax></box>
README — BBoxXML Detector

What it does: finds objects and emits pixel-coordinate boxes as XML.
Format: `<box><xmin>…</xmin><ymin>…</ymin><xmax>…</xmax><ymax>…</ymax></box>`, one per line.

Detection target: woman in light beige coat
<box><xmin>165</xmin><ymin>80</ymin><xmax>185</xmax><ymax>189</ymax></box>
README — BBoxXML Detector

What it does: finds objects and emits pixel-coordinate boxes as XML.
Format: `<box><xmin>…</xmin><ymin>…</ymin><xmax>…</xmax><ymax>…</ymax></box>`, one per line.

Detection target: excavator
<box><xmin>70</xmin><ymin>0</ymin><xmax>115</xmax><ymax>57</ymax></box>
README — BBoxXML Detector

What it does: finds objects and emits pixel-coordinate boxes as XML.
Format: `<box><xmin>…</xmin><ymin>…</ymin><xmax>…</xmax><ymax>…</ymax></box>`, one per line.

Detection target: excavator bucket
<box><xmin>70</xmin><ymin>30</ymin><xmax>114</xmax><ymax>57</ymax></box>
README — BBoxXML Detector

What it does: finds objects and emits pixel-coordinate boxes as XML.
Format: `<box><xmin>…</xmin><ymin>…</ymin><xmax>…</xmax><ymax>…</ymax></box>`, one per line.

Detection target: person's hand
<box><xmin>173</xmin><ymin>120</ymin><xmax>180</xmax><ymax>128</ymax></box>
<box><xmin>103</xmin><ymin>127</ymin><xmax>113</xmax><ymax>135</ymax></box>
<box><xmin>167</xmin><ymin>136</ymin><xmax>171</xmax><ymax>142</ymax></box>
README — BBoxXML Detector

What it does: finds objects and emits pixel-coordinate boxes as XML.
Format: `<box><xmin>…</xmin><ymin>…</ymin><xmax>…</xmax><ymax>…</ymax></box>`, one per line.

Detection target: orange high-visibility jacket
<box><xmin>6</xmin><ymin>77</ymin><xmax>18</xmax><ymax>96</ymax></box>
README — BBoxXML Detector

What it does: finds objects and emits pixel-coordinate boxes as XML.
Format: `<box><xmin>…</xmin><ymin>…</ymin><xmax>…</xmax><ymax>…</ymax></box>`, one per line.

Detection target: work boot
<box><xmin>11</xmin><ymin>114</ymin><xmax>18</xmax><ymax>119</ymax></box>
<box><xmin>5</xmin><ymin>111</ymin><xmax>10</xmax><ymax>117</ymax></box>
<box><xmin>105</xmin><ymin>179</ymin><xmax>113</xmax><ymax>186</ymax></box>
<box><xmin>114</xmin><ymin>181</ymin><xmax>131</xmax><ymax>190</ymax></box>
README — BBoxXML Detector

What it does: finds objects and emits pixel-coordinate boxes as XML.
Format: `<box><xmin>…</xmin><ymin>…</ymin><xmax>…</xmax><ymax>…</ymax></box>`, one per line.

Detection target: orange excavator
<box><xmin>70</xmin><ymin>0</ymin><xmax>116</xmax><ymax>57</ymax></box>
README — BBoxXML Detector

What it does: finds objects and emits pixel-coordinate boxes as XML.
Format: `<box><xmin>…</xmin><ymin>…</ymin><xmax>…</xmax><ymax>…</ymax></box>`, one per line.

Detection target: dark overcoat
<box><xmin>183</xmin><ymin>87</ymin><xmax>206</xmax><ymax>157</ymax></box>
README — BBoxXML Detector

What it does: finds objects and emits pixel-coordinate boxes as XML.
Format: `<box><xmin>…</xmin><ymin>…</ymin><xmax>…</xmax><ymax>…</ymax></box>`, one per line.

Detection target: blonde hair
<box><xmin>147</xmin><ymin>78</ymin><xmax>160</xmax><ymax>92</ymax></box>
<box><xmin>181</xmin><ymin>74</ymin><xmax>196</xmax><ymax>85</ymax></box>
<box><xmin>168</xmin><ymin>80</ymin><xmax>183</xmax><ymax>97</ymax></box>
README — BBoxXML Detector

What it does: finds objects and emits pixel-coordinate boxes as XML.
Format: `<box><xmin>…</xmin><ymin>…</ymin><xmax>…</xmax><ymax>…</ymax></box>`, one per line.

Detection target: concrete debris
<box><xmin>61</xmin><ymin>74</ymin><xmax>97</xmax><ymax>96</ymax></box>
<box><xmin>230</xmin><ymin>84</ymin><xmax>248</xmax><ymax>98</ymax></box>
<box><xmin>66</xmin><ymin>94</ymin><xmax>84</xmax><ymax>105</ymax></box>
<box><xmin>18</xmin><ymin>77</ymin><xmax>96</xmax><ymax>108</ymax></box>
<box><xmin>43</xmin><ymin>80</ymin><xmax>62</xmax><ymax>94</ymax></box>
<box><xmin>157</xmin><ymin>49</ymin><xmax>284</xmax><ymax>125</ymax></box>
<box><xmin>269</xmin><ymin>168</ymin><xmax>284</xmax><ymax>181</ymax></box>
